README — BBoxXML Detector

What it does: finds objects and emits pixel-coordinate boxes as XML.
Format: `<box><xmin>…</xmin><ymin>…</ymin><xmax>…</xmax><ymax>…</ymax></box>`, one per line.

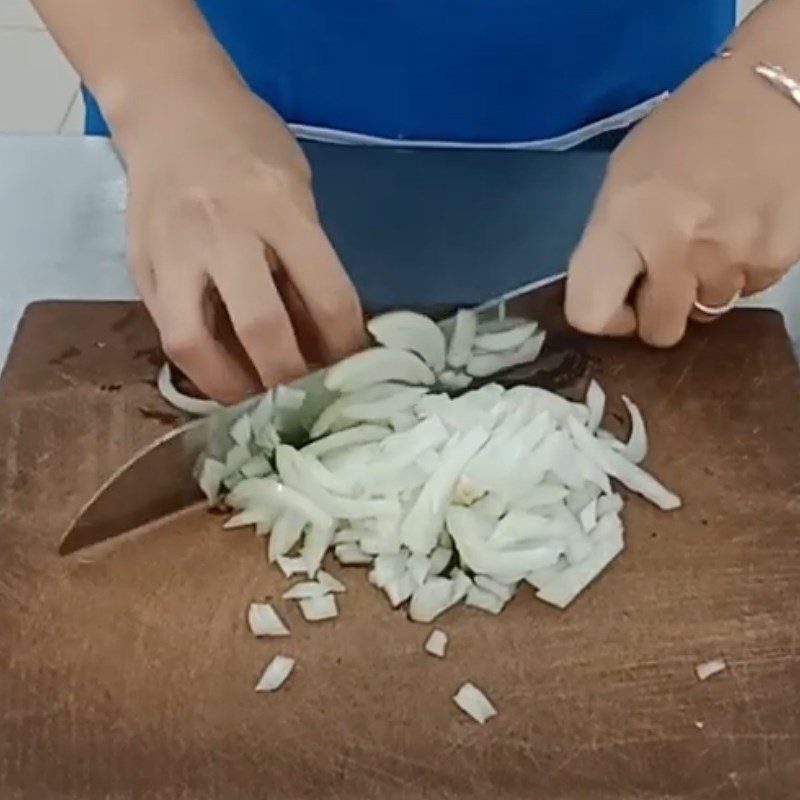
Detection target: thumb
<box><xmin>565</xmin><ymin>215</ymin><xmax>643</xmax><ymax>337</ymax></box>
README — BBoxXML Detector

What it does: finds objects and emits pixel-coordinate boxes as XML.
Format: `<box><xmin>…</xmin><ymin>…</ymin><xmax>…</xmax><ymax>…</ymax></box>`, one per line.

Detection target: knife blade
<box><xmin>59</xmin><ymin>272</ymin><xmax>567</xmax><ymax>556</ymax></box>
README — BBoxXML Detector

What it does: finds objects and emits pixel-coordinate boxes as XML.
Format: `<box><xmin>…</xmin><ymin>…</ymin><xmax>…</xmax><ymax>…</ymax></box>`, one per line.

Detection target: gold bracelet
<box><xmin>717</xmin><ymin>45</ymin><xmax>800</xmax><ymax>111</ymax></box>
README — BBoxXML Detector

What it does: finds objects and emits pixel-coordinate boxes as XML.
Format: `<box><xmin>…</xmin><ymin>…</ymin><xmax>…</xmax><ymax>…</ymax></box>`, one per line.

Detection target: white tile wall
<box><xmin>0</xmin><ymin>0</ymin><xmax>765</xmax><ymax>135</ymax></box>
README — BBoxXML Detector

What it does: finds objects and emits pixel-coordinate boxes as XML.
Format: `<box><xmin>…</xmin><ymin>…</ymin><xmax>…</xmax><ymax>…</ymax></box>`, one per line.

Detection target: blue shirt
<box><xmin>85</xmin><ymin>1</ymin><xmax>735</xmax><ymax>144</ymax></box>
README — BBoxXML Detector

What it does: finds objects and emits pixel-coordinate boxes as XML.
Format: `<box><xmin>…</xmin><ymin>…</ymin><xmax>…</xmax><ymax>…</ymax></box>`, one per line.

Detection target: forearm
<box><xmin>728</xmin><ymin>0</ymin><xmax>800</xmax><ymax>70</ymax></box>
<box><xmin>31</xmin><ymin>0</ymin><xmax>241</xmax><ymax>139</ymax></box>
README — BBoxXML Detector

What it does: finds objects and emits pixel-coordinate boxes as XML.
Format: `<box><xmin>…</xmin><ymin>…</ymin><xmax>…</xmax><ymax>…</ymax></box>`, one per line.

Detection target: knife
<box><xmin>59</xmin><ymin>272</ymin><xmax>568</xmax><ymax>556</ymax></box>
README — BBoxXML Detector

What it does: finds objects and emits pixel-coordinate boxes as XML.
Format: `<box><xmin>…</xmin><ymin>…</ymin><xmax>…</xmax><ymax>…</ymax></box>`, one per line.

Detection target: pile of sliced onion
<box><xmin>202</xmin><ymin>308</ymin><xmax>680</xmax><ymax>629</ymax></box>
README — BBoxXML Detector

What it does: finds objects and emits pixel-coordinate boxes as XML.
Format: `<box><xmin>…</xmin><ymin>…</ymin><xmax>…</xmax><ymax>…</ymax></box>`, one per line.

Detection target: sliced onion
<box><xmin>407</xmin><ymin>553</ymin><xmax>432</xmax><ymax>584</ymax></box>
<box><xmin>578</xmin><ymin>498</ymin><xmax>598</xmax><ymax>533</ymax></box>
<box><xmin>389</xmin><ymin>411</ymin><xmax>417</xmax><ymax>431</ymax></box>
<box><xmin>473</xmin><ymin>575</ymin><xmax>517</xmax><ymax>602</ymax></box>
<box><xmin>466</xmin><ymin>332</ymin><xmax>546</xmax><ymax>378</ymax></box>
<box><xmin>317</xmin><ymin>570</ymin><xmax>346</xmax><ymax>593</ymax></box>
<box><xmin>466</xmin><ymin>585</ymin><xmax>506</xmax><ymax>614</ymax></box>
<box><xmin>370</xmin><ymin>552</ymin><xmax>409</xmax><ymax>588</ymax></box>
<box><xmin>535</xmin><ymin>513</ymin><xmax>624</xmax><ymax>608</ymax></box>
<box><xmin>240</xmin><ymin>455</ymin><xmax>273</xmax><ymax>479</ymax></box>
<box><xmin>471</xmin><ymin>492</ymin><xmax>508</xmax><ymax>520</ymax></box>
<box><xmin>247</xmin><ymin>603</ymin><xmax>290</xmax><ymax>637</ymax></box>
<box><xmin>249</xmin><ymin>392</ymin><xmax>275</xmax><ymax>438</ymax></box>
<box><xmin>299</xmin><ymin>594</ymin><xmax>338</xmax><ymax>622</ymax></box>
<box><xmin>277</xmin><ymin>445</ymin><xmax>398</xmax><ymax>520</ymax></box>
<box><xmin>282</xmin><ymin>581</ymin><xmax>331</xmax><ymax>600</ymax></box>
<box><xmin>302</xmin><ymin>424</ymin><xmax>391</xmax><ymax>458</ymax></box>
<box><xmin>225</xmin><ymin>444</ymin><xmax>251</xmax><ymax>475</ymax></box>
<box><xmin>438</xmin><ymin>370</ymin><xmax>473</xmax><ymax>391</ymax></box>
<box><xmin>447</xmin><ymin>568</ymin><xmax>474</xmax><ymax>608</ymax></box>
<box><xmin>157</xmin><ymin>363</ymin><xmax>221</xmax><ymax>416</ymax></box>
<box><xmin>229</xmin><ymin>414</ymin><xmax>253</xmax><ymax>448</ymax></box>
<box><xmin>620</xmin><ymin>395</ymin><xmax>648</xmax><ymax>464</ymax></box>
<box><xmin>276</xmin><ymin>555</ymin><xmax>307</xmax><ymax>578</ymax></box>
<box><xmin>695</xmin><ymin>658</ymin><xmax>727</xmax><ymax>681</ymax></box>
<box><xmin>509</xmin><ymin>484</ymin><xmax>569</xmax><ymax>512</ymax></box>
<box><xmin>224</xmin><ymin>506</ymin><xmax>280</xmax><ymax>530</ymax></box>
<box><xmin>401</xmin><ymin>426</ymin><xmax>491</xmax><ymax>554</ymax></box>
<box><xmin>268</xmin><ymin>511</ymin><xmax>306</xmax><ymax>562</ymax></box>
<box><xmin>453</xmin><ymin>682</ymin><xmax>497</xmax><ymax>724</ymax></box>
<box><xmin>198</xmin><ymin>458</ymin><xmax>225</xmax><ymax>503</ymax></box>
<box><xmin>324</xmin><ymin>348</ymin><xmax>435</xmax><ymax>393</ymax></box>
<box><xmin>367</xmin><ymin>311</ymin><xmax>447</xmax><ymax>372</ymax></box>
<box><xmin>428</xmin><ymin>546</ymin><xmax>453</xmax><ymax>576</ymax></box>
<box><xmin>524</xmin><ymin>559</ymin><xmax>568</xmax><ymax>590</ymax></box>
<box><xmin>334</xmin><ymin>543</ymin><xmax>372</xmax><ymax>565</ymax></box>
<box><xmin>255</xmin><ymin>655</ymin><xmax>295</xmax><ymax>692</ymax></box>
<box><xmin>473</xmin><ymin>321</ymin><xmax>539</xmax><ymax>353</ymax></box>
<box><xmin>274</xmin><ymin>385</ymin><xmax>306</xmax><ymax>412</ymax></box>
<box><xmin>424</xmin><ymin>629</ymin><xmax>448</xmax><ymax>658</ymax></box>
<box><xmin>409</xmin><ymin>576</ymin><xmax>455</xmax><ymax>623</ymax></box>
<box><xmin>585</xmin><ymin>379</ymin><xmax>605</xmax><ymax>432</ymax></box>
<box><xmin>596</xmin><ymin>493</ymin><xmax>624</xmax><ymax>517</ymax></box>
<box><xmin>343</xmin><ymin>385</ymin><xmax>430</xmax><ymax>423</ymax></box>
<box><xmin>384</xmin><ymin>571</ymin><xmax>417</xmax><ymax>607</ymax></box>
<box><xmin>489</xmin><ymin>511</ymin><xmax>563</xmax><ymax>547</ymax></box>
<box><xmin>301</xmin><ymin>522</ymin><xmax>334</xmax><ymax>577</ymax></box>
<box><xmin>567</xmin><ymin>418</ymin><xmax>681</xmax><ymax>511</ymax></box>
<box><xmin>332</xmin><ymin>527</ymin><xmax>361</xmax><ymax>545</ymax></box>
<box><xmin>446</xmin><ymin>506</ymin><xmax>562</xmax><ymax>581</ymax></box>
<box><xmin>227</xmin><ymin>478</ymin><xmax>333</xmax><ymax>529</ymax></box>
<box><xmin>446</xmin><ymin>309</ymin><xmax>478</xmax><ymax>369</ymax></box>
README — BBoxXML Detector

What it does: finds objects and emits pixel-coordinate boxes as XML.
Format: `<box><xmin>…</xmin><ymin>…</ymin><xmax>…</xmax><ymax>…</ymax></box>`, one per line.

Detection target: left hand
<box><xmin>565</xmin><ymin>49</ymin><xmax>800</xmax><ymax>346</ymax></box>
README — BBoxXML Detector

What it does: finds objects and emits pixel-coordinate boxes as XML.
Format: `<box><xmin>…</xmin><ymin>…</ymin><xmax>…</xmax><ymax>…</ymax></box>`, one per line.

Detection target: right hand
<box><xmin>115</xmin><ymin>74</ymin><xmax>365</xmax><ymax>403</ymax></box>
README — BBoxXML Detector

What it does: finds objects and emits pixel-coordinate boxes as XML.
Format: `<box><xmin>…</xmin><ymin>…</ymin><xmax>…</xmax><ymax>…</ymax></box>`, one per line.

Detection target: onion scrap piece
<box><xmin>424</xmin><ymin>629</ymin><xmax>448</xmax><ymax>658</ymax></box>
<box><xmin>299</xmin><ymin>594</ymin><xmax>338</xmax><ymax>622</ymax></box>
<box><xmin>695</xmin><ymin>658</ymin><xmax>728</xmax><ymax>681</ymax></box>
<box><xmin>255</xmin><ymin>655</ymin><xmax>295</xmax><ymax>693</ymax></box>
<box><xmin>247</xmin><ymin>603</ymin><xmax>290</xmax><ymax>637</ymax></box>
<box><xmin>453</xmin><ymin>682</ymin><xmax>497</xmax><ymax>724</ymax></box>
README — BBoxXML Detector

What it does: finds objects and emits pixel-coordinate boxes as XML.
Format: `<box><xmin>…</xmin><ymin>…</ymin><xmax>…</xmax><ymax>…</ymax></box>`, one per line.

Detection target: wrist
<box><xmin>93</xmin><ymin>30</ymin><xmax>243</xmax><ymax>155</ymax></box>
<box><xmin>726</xmin><ymin>0</ymin><xmax>800</xmax><ymax>76</ymax></box>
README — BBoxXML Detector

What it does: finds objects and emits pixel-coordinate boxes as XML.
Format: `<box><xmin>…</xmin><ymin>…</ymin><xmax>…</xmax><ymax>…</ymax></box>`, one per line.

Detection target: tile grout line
<box><xmin>58</xmin><ymin>88</ymin><xmax>81</xmax><ymax>133</ymax></box>
<box><xmin>0</xmin><ymin>24</ymin><xmax>45</xmax><ymax>31</ymax></box>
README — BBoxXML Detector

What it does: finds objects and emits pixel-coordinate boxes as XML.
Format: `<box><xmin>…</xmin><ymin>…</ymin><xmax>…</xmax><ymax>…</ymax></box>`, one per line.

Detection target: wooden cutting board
<box><xmin>0</xmin><ymin>301</ymin><xmax>798</xmax><ymax>800</ymax></box>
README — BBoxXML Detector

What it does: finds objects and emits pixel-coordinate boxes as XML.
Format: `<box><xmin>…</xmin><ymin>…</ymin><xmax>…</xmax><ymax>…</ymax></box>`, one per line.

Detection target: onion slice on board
<box><xmin>255</xmin><ymin>655</ymin><xmax>295</xmax><ymax>692</ymax></box>
<box><xmin>299</xmin><ymin>594</ymin><xmax>338</xmax><ymax>622</ymax></box>
<box><xmin>453</xmin><ymin>682</ymin><xmax>497</xmax><ymax>724</ymax></box>
<box><xmin>695</xmin><ymin>658</ymin><xmax>727</xmax><ymax>681</ymax></box>
<box><xmin>247</xmin><ymin>603</ymin><xmax>290</xmax><ymax>637</ymax></box>
<box><xmin>424</xmin><ymin>629</ymin><xmax>448</xmax><ymax>658</ymax></box>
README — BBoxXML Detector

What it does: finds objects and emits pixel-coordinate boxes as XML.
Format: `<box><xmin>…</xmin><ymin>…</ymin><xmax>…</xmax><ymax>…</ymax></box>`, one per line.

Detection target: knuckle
<box><xmin>564</xmin><ymin>296</ymin><xmax>604</xmax><ymax>334</ymax></box>
<box><xmin>161</xmin><ymin>323</ymin><xmax>205</xmax><ymax>362</ymax></box>
<box><xmin>315</xmin><ymin>290</ymin><xmax>362</xmax><ymax>327</ymax></box>
<box><xmin>238</xmin><ymin>308</ymin><xmax>289</xmax><ymax>340</ymax></box>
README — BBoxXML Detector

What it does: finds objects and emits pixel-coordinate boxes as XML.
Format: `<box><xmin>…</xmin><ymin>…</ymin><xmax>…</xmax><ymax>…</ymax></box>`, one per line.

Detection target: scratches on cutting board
<box><xmin>657</xmin><ymin>336</ymin><xmax>710</xmax><ymax>413</ymax></box>
<box><xmin>48</xmin><ymin>345</ymin><xmax>81</xmax><ymax>366</ymax></box>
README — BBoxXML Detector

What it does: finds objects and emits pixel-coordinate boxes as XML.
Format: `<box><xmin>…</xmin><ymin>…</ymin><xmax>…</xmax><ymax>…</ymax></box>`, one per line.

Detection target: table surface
<box><xmin>1</xmin><ymin>133</ymin><xmax>799</xmax><ymax>374</ymax></box>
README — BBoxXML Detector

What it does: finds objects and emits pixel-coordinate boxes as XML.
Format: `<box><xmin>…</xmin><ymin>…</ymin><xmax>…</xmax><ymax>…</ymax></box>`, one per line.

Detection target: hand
<box><xmin>117</xmin><ymin>75</ymin><xmax>365</xmax><ymax>403</ymax></box>
<box><xmin>565</xmin><ymin>49</ymin><xmax>800</xmax><ymax>346</ymax></box>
